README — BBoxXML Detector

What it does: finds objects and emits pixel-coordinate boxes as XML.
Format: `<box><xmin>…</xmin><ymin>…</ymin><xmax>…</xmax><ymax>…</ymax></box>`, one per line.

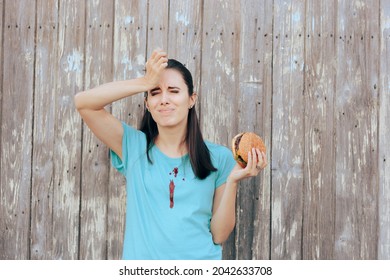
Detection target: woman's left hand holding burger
<box><xmin>227</xmin><ymin>148</ymin><xmax>267</xmax><ymax>184</ymax></box>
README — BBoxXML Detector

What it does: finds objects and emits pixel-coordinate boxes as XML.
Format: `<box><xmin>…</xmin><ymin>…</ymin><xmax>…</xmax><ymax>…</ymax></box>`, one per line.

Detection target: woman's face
<box><xmin>146</xmin><ymin>69</ymin><xmax>196</xmax><ymax>128</ymax></box>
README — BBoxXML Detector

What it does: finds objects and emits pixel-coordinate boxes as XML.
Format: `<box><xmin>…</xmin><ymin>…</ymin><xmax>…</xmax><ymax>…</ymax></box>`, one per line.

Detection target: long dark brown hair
<box><xmin>139</xmin><ymin>59</ymin><xmax>217</xmax><ymax>179</ymax></box>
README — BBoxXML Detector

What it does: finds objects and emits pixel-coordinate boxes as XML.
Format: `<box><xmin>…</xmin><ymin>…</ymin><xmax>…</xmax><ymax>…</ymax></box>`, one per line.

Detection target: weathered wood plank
<box><xmin>235</xmin><ymin>0</ymin><xmax>273</xmax><ymax>260</ymax></box>
<box><xmin>109</xmin><ymin>0</ymin><xmax>148</xmax><ymax>260</ymax></box>
<box><xmin>378</xmin><ymin>0</ymin><xmax>390</xmax><ymax>260</ymax></box>
<box><xmin>79</xmin><ymin>0</ymin><xmax>115</xmax><ymax>260</ymax></box>
<box><xmin>302</xmin><ymin>0</ymin><xmax>336</xmax><ymax>260</ymax></box>
<box><xmin>271</xmin><ymin>0</ymin><xmax>305</xmax><ymax>260</ymax></box>
<box><xmin>201</xmin><ymin>0</ymin><xmax>241</xmax><ymax>260</ymax></box>
<box><xmin>0</xmin><ymin>0</ymin><xmax>3</xmax><ymax>210</ymax></box>
<box><xmin>249</xmin><ymin>0</ymin><xmax>274</xmax><ymax>261</ymax></box>
<box><xmin>30</xmin><ymin>0</ymin><xmax>59</xmax><ymax>260</ymax></box>
<box><xmin>0</xmin><ymin>0</ymin><xmax>389</xmax><ymax>261</ymax></box>
<box><xmin>147</xmin><ymin>0</ymin><xmax>169</xmax><ymax>52</ymax></box>
<box><xmin>0</xmin><ymin>0</ymin><xmax>35</xmax><ymax>260</ymax></box>
<box><xmin>167</xmin><ymin>0</ymin><xmax>202</xmax><ymax>91</ymax></box>
<box><xmin>52</xmin><ymin>0</ymin><xmax>85</xmax><ymax>259</ymax></box>
<box><xmin>334</xmin><ymin>0</ymin><xmax>380</xmax><ymax>259</ymax></box>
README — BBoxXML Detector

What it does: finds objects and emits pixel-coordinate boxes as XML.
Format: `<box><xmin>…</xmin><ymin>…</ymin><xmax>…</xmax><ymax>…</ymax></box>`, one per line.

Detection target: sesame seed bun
<box><xmin>232</xmin><ymin>132</ymin><xmax>266</xmax><ymax>168</ymax></box>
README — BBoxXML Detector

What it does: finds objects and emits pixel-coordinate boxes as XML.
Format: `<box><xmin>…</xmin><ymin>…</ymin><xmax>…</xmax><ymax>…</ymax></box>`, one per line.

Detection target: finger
<box><xmin>150</xmin><ymin>49</ymin><xmax>166</xmax><ymax>63</ymax></box>
<box><xmin>150</xmin><ymin>49</ymin><xmax>159</xmax><ymax>60</ymax></box>
<box><xmin>246</xmin><ymin>150</ymin><xmax>253</xmax><ymax>170</ymax></box>
<box><xmin>261</xmin><ymin>151</ymin><xmax>268</xmax><ymax>167</ymax></box>
<box><xmin>256</xmin><ymin>149</ymin><xmax>267</xmax><ymax>169</ymax></box>
<box><xmin>158</xmin><ymin>56</ymin><xmax>168</xmax><ymax>64</ymax></box>
<box><xmin>155</xmin><ymin>49</ymin><xmax>167</xmax><ymax>58</ymax></box>
<box><xmin>252</xmin><ymin>148</ymin><xmax>258</xmax><ymax>171</ymax></box>
<box><xmin>255</xmin><ymin>148</ymin><xmax>263</xmax><ymax>166</ymax></box>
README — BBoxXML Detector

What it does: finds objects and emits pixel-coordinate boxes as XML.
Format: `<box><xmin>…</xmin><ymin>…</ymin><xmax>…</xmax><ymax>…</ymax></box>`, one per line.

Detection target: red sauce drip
<box><xmin>172</xmin><ymin>167</ymin><xmax>179</xmax><ymax>177</ymax></box>
<box><xmin>169</xmin><ymin>180</ymin><xmax>175</xmax><ymax>208</ymax></box>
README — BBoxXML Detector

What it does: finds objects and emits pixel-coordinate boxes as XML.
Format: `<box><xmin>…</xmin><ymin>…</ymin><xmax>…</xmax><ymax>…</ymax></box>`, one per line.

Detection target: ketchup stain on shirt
<box><xmin>169</xmin><ymin>179</ymin><xmax>175</xmax><ymax>208</ymax></box>
<box><xmin>168</xmin><ymin>167</ymin><xmax>185</xmax><ymax>208</ymax></box>
<box><xmin>172</xmin><ymin>167</ymin><xmax>179</xmax><ymax>177</ymax></box>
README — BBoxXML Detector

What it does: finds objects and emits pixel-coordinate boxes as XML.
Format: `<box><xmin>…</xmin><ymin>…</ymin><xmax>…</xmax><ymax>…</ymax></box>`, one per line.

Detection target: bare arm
<box><xmin>74</xmin><ymin>49</ymin><xmax>168</xmax><ymax>159</ymax></box>
<box><xmin>210</xmin><ymin>148</ymin><xmax>267</xmax><ymax>244</ymax></box>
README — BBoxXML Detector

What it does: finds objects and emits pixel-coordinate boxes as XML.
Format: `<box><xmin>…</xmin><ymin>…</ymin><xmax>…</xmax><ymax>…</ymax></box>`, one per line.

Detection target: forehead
<box><xmin>159</xmin><ymin>69</ymin><xmax>186</xmax><ymax>88</ymax></box>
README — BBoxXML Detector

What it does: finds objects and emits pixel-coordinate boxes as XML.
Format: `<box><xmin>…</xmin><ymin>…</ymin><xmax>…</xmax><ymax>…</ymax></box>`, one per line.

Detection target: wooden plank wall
<box><xmin>1</xmin><ymin>0</ymin><xmax>389</xmax><ymax>260</ymax></box>
<box><xmin>379</xmin><ymin>0</ymin><xmax>390</xmax><ymax>260</ymax></box>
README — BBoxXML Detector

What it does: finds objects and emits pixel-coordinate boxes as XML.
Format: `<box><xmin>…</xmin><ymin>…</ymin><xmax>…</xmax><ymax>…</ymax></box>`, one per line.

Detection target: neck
<box><xmin>155</xmin><ymin>124</ymin><xmax>188</xmax><ymax>157</ymax></box>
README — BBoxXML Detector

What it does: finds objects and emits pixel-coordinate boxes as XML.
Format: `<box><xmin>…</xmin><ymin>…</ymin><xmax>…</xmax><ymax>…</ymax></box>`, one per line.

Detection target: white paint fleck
<box><xmin>64</xmin><ymin>49</ymin><xmax>83</xmax><ymax>73</ymax></box>
<box><xmin>315</xmin><ymin>172</ymin><xmax>322</xmax><ymax>187</ymax></box>
<box><xmin>248</xmin><ymin>75</ymin><xmax>261</xmax><ymax>83</ymax></box>
<box><xmin>124</xmin><ymin>16</ymin><xmax>134</xmax><ymax>25</ymax></box>
<box><xmin>277</xmin><ymin>108</ymin><xmax>284</xmax><ymax>120</ymax></box>
<box><xmin>290</xmin><ymin>221</ymin><xmax>298</xmax><ymax>239</ymax></box>
<box><xmin>135</xmin><ymin>54</ymin><xmax>145</xmax><ymax>65</ymax></box>
<box><xmin>355</xmin><ymin>1</ymin><xmax>366</xmax><ymax>9</ymax></box>
<box><xmin>121</xmin><ymin>55</ymin><xmax>133</xmax><ymax>69</ymax></box>
<box><xmin>120</xmin><ymin>55</ymin><xmax>133</xmax><ymax>78</ymax></box>
<box><xmin>292</xmin><ymin>155</ymin><xmax>301</xmax><ymax>165</ymax></box>
<box><xmin>24</xmin><ymin>51</ymin><xmax>34</xmax><ymax>63</ymax></box>
<box><xmin>273</xmin><ymin>199</ymin><xmax>282</xmax><ymax>234</ymax></box>
<box><xmin>312</xmin><ymin>141</ymin><xmax>321</xmax><ymax>155</ymax></box>
<box><xmin>136</xmin><ymin>30</ymin><xmax>140</xmax><ymax>48</ymax></box>
<box><xmin>292</xmin><ymin>11</ymin><xmax>301</xmax><ymax>23</ymax></box>
<box><xmin>60</xmin><ymin>96</ymin><xmax>72</xmax><ymax>108</ymax></box>
<box><xmin>225</xmin><ymin>66</ymin><xmax>232</xmax><ymax>76</ymax></box>
<box><xmin>175</xmin><ymin>12</ymin><xmax>189</xmax><ymax>26</ymax></box>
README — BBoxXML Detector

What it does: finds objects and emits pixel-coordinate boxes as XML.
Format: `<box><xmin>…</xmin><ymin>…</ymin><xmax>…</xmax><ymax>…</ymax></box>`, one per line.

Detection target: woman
<box><xmin>74</xmin><ymin>49</ymin><xmax>267</xmax><ymax>260</ymax></box>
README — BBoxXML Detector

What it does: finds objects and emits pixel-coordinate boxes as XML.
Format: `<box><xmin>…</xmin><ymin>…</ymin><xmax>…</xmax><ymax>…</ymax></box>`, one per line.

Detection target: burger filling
<box><xmin>236</xmin><ymin>155</ymin><xmax>246</xmax><ymax>166</ymax></box>
<box><xmin>234</xmin><ymin>133</ymin><xmax>247</xmax><ymax>166</ymax></box>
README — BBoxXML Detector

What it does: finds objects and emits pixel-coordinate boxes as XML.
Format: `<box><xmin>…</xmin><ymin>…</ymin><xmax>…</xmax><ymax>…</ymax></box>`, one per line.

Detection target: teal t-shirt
<box><xmin>110</xmin><ymin>122</ymin><xmax>236</xmax><ymax>260</ymax></box>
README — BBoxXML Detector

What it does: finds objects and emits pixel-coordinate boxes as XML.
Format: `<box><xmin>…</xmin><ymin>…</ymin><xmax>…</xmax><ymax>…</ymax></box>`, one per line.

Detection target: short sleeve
<box><xmin>214</xmin><ymin>145</ymin><xmax>237</xmax><ymax>188</ymax></box>
<box><xmin>110</xmin><ymin>122</ymin><xmax>146</xmax><ymax>175</ymax></box>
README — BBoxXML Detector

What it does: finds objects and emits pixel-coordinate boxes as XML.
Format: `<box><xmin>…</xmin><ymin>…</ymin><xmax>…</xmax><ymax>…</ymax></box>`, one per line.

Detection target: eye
<box><xmin>150</xmin><ymin>89</ymin><xmax>161</xmax><ymax>96</ymax></box>
<box><xmin>170</xmin><ymin>90</ymin><xmax>179</xmax><ymax>94</ymax></box>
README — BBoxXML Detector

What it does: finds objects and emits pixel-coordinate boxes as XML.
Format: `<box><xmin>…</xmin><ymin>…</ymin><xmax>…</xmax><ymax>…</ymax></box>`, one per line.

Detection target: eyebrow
<box><xmin>150</xmin><ymin>86</ymin><xmax>181</xmax><ymax>92</ymax></box>
<box><xmin>168</xmin><ymin>86</ymin><xmax>180</xmax><ymax>90</ymax></box>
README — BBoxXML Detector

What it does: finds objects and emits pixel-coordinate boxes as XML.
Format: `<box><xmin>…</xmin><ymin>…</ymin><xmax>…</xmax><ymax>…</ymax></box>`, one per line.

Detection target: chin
<box><xmin>156</xmin><ymin>118</ymin><xmax>187</xmax><ymax>129</ymax></box>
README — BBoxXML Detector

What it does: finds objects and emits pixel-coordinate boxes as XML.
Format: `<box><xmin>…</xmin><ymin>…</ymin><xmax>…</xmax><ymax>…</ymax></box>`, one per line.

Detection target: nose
<box><xmin>160</xmin><ymin>91</ymin><xmax>170</xmax><ymax>104</ymax></box>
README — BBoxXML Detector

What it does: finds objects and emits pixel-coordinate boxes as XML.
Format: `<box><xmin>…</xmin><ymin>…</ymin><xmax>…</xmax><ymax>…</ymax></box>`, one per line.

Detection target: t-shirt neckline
<box><xmin>152</xmin><ymin>144</ymin><xmax>189</xmax><ymax>162</ymax></box>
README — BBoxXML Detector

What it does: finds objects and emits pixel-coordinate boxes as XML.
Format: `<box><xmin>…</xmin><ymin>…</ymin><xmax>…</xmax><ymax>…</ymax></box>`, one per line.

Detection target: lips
<box><xmin>158</xmin><ymin>108</ymin><xmax>174</xmax><ymax>114</ymax></box>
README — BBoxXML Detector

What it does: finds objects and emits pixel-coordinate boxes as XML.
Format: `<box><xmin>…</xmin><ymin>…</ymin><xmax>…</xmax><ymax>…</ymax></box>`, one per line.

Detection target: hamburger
<box><xmin>231</xmin><ymin>132</ymin><xmax>266</xmax><ymax>168</ymax></box>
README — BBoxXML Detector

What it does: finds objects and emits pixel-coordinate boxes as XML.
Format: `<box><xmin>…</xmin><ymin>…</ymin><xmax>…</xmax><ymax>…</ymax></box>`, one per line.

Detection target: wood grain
<box><xmin>168</xmin><ymin>0</ymin><xmax>202</xmax><ymax>93</ymax></box>
<box><xmin>302</xmin><ymin>0</ymin><xmax>336</xmax><ymax>260</ymax></box>
<box><xmin>0</xmin><ymin>1</ymin><xmax>3</xmax><ymax>255</ymax></box>
<box><xmin>235</xmin><ymin>0</ymin><xmax>273</xmax><ymax>260</ymax></box>
<box><xmin>52</xmin><ymin>0</ymin><xmax>85</xmax><ymax>259</ymax></box>
<box><xmin>0</xmin><ymin>0</ymin><xmax>389</xmax><ymax>260</ymax></box>
<box><xmin>79</xmin><ymin>0</ymin><xmax>114</xmax><ymax>260</ymax></box>
<box><xmin>378</xmin><ymin>0</ymin><xmax>390</xmax><ymax>260</ymax></box>
<box><xmin>201</xmin><ymin>0</ymin><xmax>241</xmax><ymax>260</ymax></box>
<box><xmin>108</xmin><ymin>0</ymin><xmax>148</xmax><ymax>260</ymax></box>
<box><xmin>334</xmin><ymin>0</ymin><xmax>380</xmax><ymax>259</ymax></box>
<box><xmin>30</xmin><ymin>0</ymin><xmax>59</xmax><ymax>260</ymax></box>
<box><xmin>147</xmin><ymin>0</ymin><xmax>169</xmax><ymax>52</ymax></box>
<box><xmin>271</xmin><ymin>0</ymin><xmax>305</xmax><ymax>260</ymax></box>
<box><xmin>0</xmin><ymin>0</ymin><xmax>35</xmax><ymax>259</ymax></box>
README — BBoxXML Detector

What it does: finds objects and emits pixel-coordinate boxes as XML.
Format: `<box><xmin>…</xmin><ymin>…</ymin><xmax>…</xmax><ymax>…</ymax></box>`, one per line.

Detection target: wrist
<box><xmin>135</xmin><ymin>76</ymin><xmax>155</xmax><ymax>92</ymax></box>
<box><xmin>226</xmin><ymin>177</ymin><xmax>239</xmax><ymax>187</ymax></box>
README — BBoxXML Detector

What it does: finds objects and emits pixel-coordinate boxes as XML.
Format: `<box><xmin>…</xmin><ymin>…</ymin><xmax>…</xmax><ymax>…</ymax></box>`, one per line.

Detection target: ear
<box><xmin>189</xmin><ymin>93</ymin><xmax>198</xmax><ymax>108</ymax></box>
<box><xmin>144</xmin><ymin>98</ymin><xmax>150</xmax><ymax>111</ymax></box>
